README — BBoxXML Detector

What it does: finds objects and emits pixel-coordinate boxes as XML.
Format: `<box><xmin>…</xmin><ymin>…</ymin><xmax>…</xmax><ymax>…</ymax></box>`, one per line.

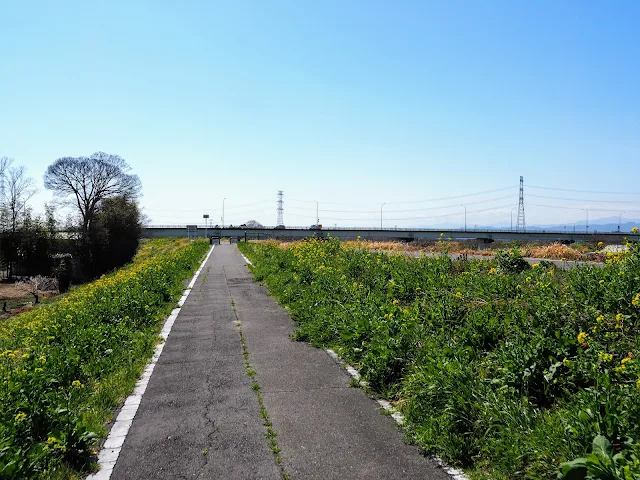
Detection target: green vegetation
<box><xmin>238</xmin><ymin>238</ymin><xmax>640</xmax><ymax>479</ymax></box>
<box><xmin>0</xmin><ymin>239</ymin><xmax>209</xmax><ymax>478</ymax></box>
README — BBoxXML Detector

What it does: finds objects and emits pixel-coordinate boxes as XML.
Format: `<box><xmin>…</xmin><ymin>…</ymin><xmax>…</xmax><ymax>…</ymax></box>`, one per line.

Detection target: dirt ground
<box><xmin>0</xmin><ymin>282</ymin><xmax>57</xmax><ymax>319</ymax></box>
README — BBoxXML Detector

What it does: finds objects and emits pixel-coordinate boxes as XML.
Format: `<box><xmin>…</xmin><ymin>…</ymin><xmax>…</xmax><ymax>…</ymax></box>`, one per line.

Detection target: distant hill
<box><xmin>418</xmin><ymin>217</ymin><xmax>640</xmax><ymax>233</ymax></box>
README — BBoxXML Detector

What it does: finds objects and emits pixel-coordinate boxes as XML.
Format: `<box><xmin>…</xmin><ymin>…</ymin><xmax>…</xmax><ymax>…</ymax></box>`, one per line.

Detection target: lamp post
<box><xmin>222</xmin><ymin>198</ymin><xmax>226</xmax><ymax>228</ymax></box>
<box><xmin>462</xmin><ymin>204</ymin><xmax>467</xmax><ymax>232</ymax></box>
<box><xmin>203</xmin><ymin>214</ymin><xmax>209</xmax><ymax>239</ymax></box>
<box><xmin>315</xmin><ymin>200</ymin><xmax>319</xmax><ymax>226</ymax></box>
<box><xmin>380</xmin><ymin>203</ymin><xmax>385</xmax><ymax>229</ymax></box>
<box><xmin>584</xmin><ymin>209</ymin><xmax>589</xmax><ymax>233</ymax></box>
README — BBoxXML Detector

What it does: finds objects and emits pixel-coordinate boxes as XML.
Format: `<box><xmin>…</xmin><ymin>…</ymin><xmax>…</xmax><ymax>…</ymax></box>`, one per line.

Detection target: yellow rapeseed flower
<box><xmin>71</xmin><ymin>380</ymin><xmax>84</xmax><ymax>388</ymax></box>
<box><xmin>632</xmin><ymin>293</ymin><xmax>640</xmax><ymax>306</ymax></box>
<box><xmin>599</xmin><ymin>280</ymin><xmax>605</xmax><ymax>285</ymax></box>
<box><xmin>621</xmin><ymin>357</ymin><xmax>631</xmax><ymax>365</ymax></box>
<box><xmin>532</xmin><ymin>263</ymin><xmax>540</xmax><ymax>269</ymax></box>
<box><xmin>525</xmin><ymin>277</ymin><xmax>531</xmax><ymax>283</ymax></box>
<box><xmin>632</xmin><ymin>226</ymin><xmax>639</xmax><ymax>234</ymax></box>
<box><xmin>598</xmin><ymin>352</ymin><xmax>613</xmax><ymax>362</ymax></box>
<box><xmin>577</xmin><ymin>331</ymin><xmax>589</xmax><ymax>346</ymax></box>
<box><xmin>596</xmin><ymin>315</ymin><xmax>605</xmax><ymax>323</ymax></box>
<box><xmin>15</xmin><ymin>412</ymin><xmax>26</xmax><ymax>421</ymax></box>
<box><xmin>39</xmin><ymin>356</ymin><xmax>46</xmax><ymax>363</ymax></box>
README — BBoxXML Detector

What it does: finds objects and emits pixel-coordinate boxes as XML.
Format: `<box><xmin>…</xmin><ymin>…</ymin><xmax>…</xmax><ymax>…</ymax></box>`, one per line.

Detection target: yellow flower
<box><xmin>525</xmin><ymin>277</ymin><xmax>531</xmax><ymax>283</ymax></box>
<box><xmin>632</xmin><ymin>293</ymin><xmax>640</xmax><ymax>306</ymax></box>
<box><xmin>621</xmin><ymin>357</ymin><xmax>631</xmax><ymax>365</ymax></box>
<box><xmin>598</xmin><ymin>352</ymin><xmax>613</xmax><ymax>362</ymax></box>
<box><xmin>597</xmin><ymin>242</ymin><xmax>604</xmax><ymax>248</ymax></box>
<box><xmin>8</xmin><ymin>353</ymin><xmax>15</xmax><ymax>358</ymax></box>
<box><xmin>15</xmin><ymin>412</ymin><xmax>26</xmax><ymax>421</ymax></box>
<box><xmin>34</xmin><ymin>368</ymin><xmax>43</xmax><ymax>373</ymax></box>
<box><xmin>596</xmin><ymin>315</ymin><xmax>605</xmax><ymax>323</ymax></box>
<box><xmin>392</xmin><ymin>299</ymin><xmax>399</xmax><ymax>305</ymax></box>
<box><xmin>71</xmin><ymin>380</ymin><xmax>84</xmax><ymax>388</ymax></box>
<box><xmin>39</xmin><ymin>356</ymin><xmax>46</xmax><ymax>363</ymax></box>
<box><xmin>616</xmin><ymin>313</ymin><xmax>624</xmax><ymax>322</ymax></box>
<box><xmin>455</xmin><ymin>292</ymin><xmax>463</xmax><ymax>298</ymax></box>
<box><xmin>22</xmin><ymin>353</ymin><xmax>29</xmax><ymax>359</ymax></box>
<box><xmin>562</xmin><ymin>357</ymin><xmax>571</xmax><ymax>367</ymax></box>
<box><xmin>577</xmin><ymin>331</ymin><xmax>589</xmax><ymax>346</ymax></box>
<box><xmin>599</xmin><ymin>280</ymin><xmax>605</xmax><ymax>285</ymax></box>
<box><xmin>632</xmin><ymin>227</ymin><xmax>639</xmax><ymax>234</ymax></box>
<box><xmin>532</xmin><ymin>263</ymin><xmax>540</xmax><ymax>269</ymax></box>
<box><xmin>488</xmin><ymin>267</ymin><xmax>497</xmax><ymax>275</ymax></box>
<box><xmin>636</xmin><ymin>378</ymin><xmax>640</xmax><ymax>389</ymax></box>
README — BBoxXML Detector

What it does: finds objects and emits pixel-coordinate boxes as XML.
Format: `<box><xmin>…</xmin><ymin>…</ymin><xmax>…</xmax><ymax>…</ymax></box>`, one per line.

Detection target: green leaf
<box><xmin>593</xmin><ymin>435</ymin><xmax>613</xmax><ymax>459</ymax></box>
<box><xmin>559</xmin><ymin>458</ymin><xmax>588</xmax><ymax>479</ymax></box>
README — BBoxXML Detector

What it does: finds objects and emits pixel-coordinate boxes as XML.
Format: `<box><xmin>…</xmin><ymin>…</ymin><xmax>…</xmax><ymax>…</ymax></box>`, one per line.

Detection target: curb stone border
<box><xmin>87</xmin><ymin>245</ymin><xmax>215</xmax><ymax>480</ymax></box>
<box><xmin>324</xmin><ymin>349</ymin><xmax>469</xmax><ymax>480</ymax></box>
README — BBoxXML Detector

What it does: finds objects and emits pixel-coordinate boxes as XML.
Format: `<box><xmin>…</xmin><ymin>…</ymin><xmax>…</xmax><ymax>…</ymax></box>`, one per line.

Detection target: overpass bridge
<box><xmin>143</xmin><ymin>225</ymin><xmax>635</xmax><ymax>245</ymax></box>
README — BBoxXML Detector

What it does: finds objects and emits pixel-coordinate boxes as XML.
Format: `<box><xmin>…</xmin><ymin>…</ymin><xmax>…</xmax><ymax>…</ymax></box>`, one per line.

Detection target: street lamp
<box><xmin>380</xmin><ymin>203</ymin><xmax>386</xmax><ymax>229</ymax></box>
<box><xmin>203</xmin><ymin>214</ymin><xmax>209</xmax><ymax>239</ymax></box>
<box><xmin>461</xmin><ymin>204</ymin><xmax>466</xmax><ymax>232</ymax></box>
<box><xmin>315</xmin><ymin>200</ymin><xmax>319</xmax><ymax>226</ymax></box>
<box><xmin>222</xmin><ymin>198</ymin><xmax>226</xmax><ymax>228</ymax></box>
<box><xmin>584</xmin><ymin>209</ymin><xmax>589</xmax><ymax>233</ymax></box>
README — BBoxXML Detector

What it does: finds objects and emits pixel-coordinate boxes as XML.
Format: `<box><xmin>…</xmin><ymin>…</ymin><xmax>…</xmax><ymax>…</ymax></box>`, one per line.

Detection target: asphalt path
<box><xmin>110</xmin><ymin>245</ymin><xmax>450</xmax><ymax>480</ymax></box>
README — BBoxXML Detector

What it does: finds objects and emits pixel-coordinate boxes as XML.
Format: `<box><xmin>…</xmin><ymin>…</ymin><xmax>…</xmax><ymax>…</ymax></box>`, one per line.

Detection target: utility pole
<box><xmin>203</xmin><ymin>214</ymin><xmax>209</xmax><ymax>239</ymax></box>
<box><xmin>315</xmin><ymin>200</ymin><xmax>319</xmax><ymax>226</ymax></box>
<box><xmin>516</xmin><ymin>176</ymin><xmax>526</xmax><ymax>232</ymax></box>
<box><xmin>380</xmin><ymin>203</ymin><xmax>385</xmax><ymax>229</ymax></box>
<box><xmin>461</xmin><ymin>204</ymin><xmax>467</xmax><ymax>232</ymax></box>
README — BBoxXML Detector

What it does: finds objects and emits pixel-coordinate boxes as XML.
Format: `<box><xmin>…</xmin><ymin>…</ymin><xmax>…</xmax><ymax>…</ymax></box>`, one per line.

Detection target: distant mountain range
<box><xmin>420</xmin><ymin>216</ymin><xmax>640</xmax><ymax>233</ymax></box>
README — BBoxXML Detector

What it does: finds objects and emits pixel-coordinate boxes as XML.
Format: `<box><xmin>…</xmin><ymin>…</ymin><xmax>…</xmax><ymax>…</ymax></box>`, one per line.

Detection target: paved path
<box><xmin>111</xmin><ymin>245</ymin><xmax>450</xmax><ymax>480</ymax></box>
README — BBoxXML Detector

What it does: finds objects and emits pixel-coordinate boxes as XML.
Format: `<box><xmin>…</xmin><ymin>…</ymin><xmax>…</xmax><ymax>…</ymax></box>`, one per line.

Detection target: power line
<box><xmin>286</xmin><ymin>194</ymin><xmax>516</xmax><ymax>214</ymax></box>
<box><xmin>528</xmin><ymin>203</ymin><xmax>640</xmax><ymax>214</ymax></box>
<box><xmin>526</xmin><ymin>185</ymin><xmax>640</xmax><ymax>195</ymax></box>
<box><xmin>526</xmin><ymin>193</ymin><xmax>640</xmax><ymax>204</ymax></box>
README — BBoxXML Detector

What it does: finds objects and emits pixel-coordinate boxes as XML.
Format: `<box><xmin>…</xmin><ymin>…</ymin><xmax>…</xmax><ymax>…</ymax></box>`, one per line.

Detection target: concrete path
<box><xmin>111</xmin><ymin>245</ymin><xmax>451</xmax><ymax>480</ymax></box>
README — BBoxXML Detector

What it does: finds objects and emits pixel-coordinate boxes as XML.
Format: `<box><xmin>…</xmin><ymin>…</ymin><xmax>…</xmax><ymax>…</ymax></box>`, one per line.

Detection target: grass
<box><xmin>0</xmin><ymin>238</ymin><xmax>209</xmax><ymax>479</ymax></box>
<box><xmin>238</xmin><ymin>236</ymin><xmax>640</xmax><ymax>479</ymax></box>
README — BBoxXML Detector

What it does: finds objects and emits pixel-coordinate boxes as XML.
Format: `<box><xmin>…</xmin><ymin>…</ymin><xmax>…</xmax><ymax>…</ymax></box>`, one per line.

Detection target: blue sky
<box><xmin>1</xmin><ymin>1</ymin><xmax>639</xmax><ymax>228</ymax></box>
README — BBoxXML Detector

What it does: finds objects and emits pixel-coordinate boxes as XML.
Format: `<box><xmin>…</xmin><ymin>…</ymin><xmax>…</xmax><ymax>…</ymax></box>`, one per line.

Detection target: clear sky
<box><xmin>1</xmin><ymin>1</ymin><xmax>639</xmax><ymax>228</ymax></box>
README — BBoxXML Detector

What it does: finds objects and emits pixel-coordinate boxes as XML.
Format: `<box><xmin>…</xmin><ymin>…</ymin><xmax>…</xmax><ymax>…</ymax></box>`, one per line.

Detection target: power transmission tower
<box><xmin>277</xmin><ymin>190</ymin><xmax>284</xmax><ymax>226</ymax></box>
<box><xmin>517</xmin><ymin>176</ymin><xmax>526</xmax><ymax>231</ymax></box>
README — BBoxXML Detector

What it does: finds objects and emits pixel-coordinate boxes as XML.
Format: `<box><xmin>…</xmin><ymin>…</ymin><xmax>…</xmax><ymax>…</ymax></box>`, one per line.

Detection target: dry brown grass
<box><xmin>248</xmin><ymin>238</ymin><xmax>604</xmax><ymax>262</ymax></box>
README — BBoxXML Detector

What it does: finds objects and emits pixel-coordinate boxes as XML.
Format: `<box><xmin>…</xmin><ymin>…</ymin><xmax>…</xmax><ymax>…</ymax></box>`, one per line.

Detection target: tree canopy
<box><xmin>43</xmin><ymin>152</ymin><xmax>141</xmax><ymax>234</ymax></box>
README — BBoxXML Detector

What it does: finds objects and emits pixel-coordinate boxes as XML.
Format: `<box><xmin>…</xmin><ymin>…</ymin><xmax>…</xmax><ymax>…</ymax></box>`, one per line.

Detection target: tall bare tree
<box><xmin>5</xmin><ymin>165</ymin><xmax>37</xmax><ymax>233</ymax></box>
<box><xmin>43</xmin><ymin>152</ymin><xmax>141</xmax><ymax>234</ymax></box>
